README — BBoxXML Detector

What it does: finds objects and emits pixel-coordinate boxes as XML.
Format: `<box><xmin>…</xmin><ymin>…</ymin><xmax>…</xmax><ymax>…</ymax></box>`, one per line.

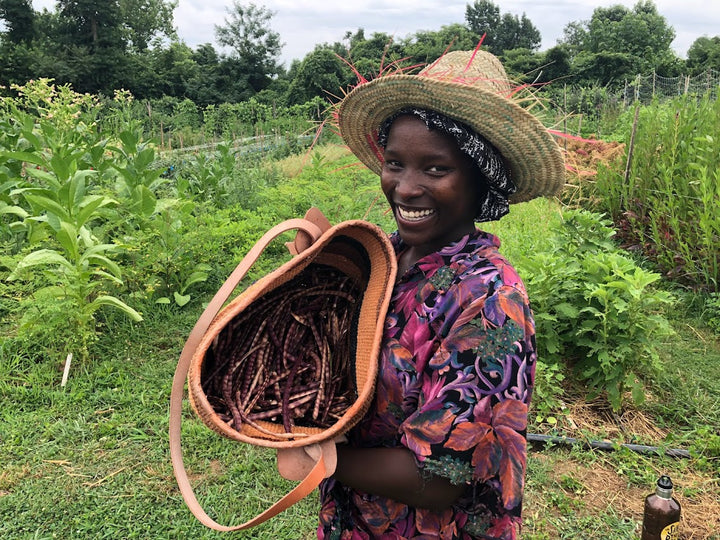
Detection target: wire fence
<box><xmin>623</xmin><ymin>69</ymin><xmax>720</xmax><ymax>103</ymax></box>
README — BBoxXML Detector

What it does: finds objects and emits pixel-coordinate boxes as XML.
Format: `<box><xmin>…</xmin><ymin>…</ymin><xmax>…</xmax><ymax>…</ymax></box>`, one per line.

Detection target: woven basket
<box><xmin>169</xmin><ymin>208</ymin><xmax>396</xmax><ymax>531</ymax></box>
<box><xmin>188</xmin><ymin>216</ymin><xmax>395</xmax><ymax>447</ymax></box>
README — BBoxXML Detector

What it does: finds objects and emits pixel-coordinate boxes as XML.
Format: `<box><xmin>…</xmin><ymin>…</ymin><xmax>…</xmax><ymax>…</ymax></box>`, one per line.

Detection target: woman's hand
<box><xmin>276</xmin><ymin>436</ymin><xmax>346</xmax><ymax>481</ymax></box>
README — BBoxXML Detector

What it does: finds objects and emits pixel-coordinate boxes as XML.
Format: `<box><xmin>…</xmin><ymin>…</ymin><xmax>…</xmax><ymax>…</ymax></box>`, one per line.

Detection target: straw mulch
<box><xmin>529</xmin><ymin>383</ymin><xmax>719</xmax><ymax>540</ymax></box>
<box><xmin>526</xmin><ymin>453</ymin><xmax>720</xmax><ymax>540</ymax></box>
<box><xmin>559</xmin><ymin>136</ymin><xmax>626</xmax><ymax>207</ymax></box>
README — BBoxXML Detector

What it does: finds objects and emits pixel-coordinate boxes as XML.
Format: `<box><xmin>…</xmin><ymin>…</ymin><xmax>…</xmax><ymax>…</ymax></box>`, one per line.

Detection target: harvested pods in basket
<box><xmin>200</xmin><ymin>264</ymin><xmax>362</xmax><ymax>434</ymax></box>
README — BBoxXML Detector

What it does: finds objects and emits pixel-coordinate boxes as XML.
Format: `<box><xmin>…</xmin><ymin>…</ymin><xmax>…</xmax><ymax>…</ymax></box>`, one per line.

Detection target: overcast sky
<box><xmin>31</xmin><ymin>0</ymin><xmax>720</xmax><ymax>67</ymax></box>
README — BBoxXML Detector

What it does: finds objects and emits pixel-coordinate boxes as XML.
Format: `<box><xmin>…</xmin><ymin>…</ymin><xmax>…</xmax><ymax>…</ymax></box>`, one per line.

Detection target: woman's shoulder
<box><xmin>449</xmin><ymin>230</ymin><xmax>524</xmax><ymax>288</ymax></box>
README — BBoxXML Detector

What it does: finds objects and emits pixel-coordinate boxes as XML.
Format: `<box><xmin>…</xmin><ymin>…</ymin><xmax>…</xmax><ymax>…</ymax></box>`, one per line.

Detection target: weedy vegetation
<box><xmin>1</xmin><ymin>80</ymin><xmax>718</xmax><ymax>539</ymax></box>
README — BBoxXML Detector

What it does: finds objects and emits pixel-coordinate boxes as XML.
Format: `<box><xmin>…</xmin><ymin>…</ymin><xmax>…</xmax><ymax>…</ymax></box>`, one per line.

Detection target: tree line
<box><xmin>1</xmin><ymin>0</ymin><xmax>719</xmax><ymax>109</ymax></box>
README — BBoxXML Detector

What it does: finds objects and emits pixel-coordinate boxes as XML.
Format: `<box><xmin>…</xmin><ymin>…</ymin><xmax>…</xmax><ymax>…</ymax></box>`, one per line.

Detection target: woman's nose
<box><xmin>393</xmin><ymin>169</ymin><xmax>424</xmax><ymax>198</ymax></box>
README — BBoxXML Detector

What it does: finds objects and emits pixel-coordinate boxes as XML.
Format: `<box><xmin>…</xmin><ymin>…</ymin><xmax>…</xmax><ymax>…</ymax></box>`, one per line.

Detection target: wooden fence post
<box><xmin>622</xmin><ymin>103</ymin><xmax>641</xmax><ymax>209</ymax></box>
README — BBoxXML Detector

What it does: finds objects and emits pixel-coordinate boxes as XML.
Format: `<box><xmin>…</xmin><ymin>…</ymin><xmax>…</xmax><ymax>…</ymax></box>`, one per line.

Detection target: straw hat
<box><xmin>338</xmin><ymin>49</ymin><xmax>565</xmax><ymax>203</ymax></box>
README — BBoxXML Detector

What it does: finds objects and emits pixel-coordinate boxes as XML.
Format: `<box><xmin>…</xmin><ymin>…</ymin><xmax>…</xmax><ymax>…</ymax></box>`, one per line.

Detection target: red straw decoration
<box><xmin>548</xmin><ymin>129</ymin><xmax>607</xmax><ymax>144</ymax></box>
<box><xmin>465</xmin><ymin>36</ymin><xmax>485</xmax><ymax>73</ymax></box>
<box><xmin>365</xmin><ymin>132</ymin><xmax>384</xmax><ymax>163</ymax></box>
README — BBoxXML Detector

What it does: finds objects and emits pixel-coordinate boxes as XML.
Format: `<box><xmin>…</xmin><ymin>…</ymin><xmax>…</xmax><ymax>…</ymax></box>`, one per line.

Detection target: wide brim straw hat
<box><xmin>338</xmin><ymin>49</ymin><xmax>565</xmax><ymax>203</ymax></box>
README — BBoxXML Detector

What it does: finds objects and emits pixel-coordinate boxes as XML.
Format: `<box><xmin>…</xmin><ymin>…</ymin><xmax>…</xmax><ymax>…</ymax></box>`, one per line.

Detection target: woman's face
<box><xmin>381</xmin><ymin>114</ymin><xmax>480</xmax><ymax>259</ymax></box>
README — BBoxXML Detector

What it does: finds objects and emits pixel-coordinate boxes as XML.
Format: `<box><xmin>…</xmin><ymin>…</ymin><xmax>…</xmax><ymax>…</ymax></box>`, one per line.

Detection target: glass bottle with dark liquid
<box><xmin>641</xmin><ymin>475</ymin><xmax>681</xmax><ymax>540</ymax></box>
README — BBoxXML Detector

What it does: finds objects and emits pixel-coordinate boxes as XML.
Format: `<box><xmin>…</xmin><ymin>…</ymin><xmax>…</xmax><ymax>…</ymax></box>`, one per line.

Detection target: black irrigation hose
<box><xmin>527</xmin><ymin>433</ymin><xmax>692</xmax><ymax>459</ymax></box>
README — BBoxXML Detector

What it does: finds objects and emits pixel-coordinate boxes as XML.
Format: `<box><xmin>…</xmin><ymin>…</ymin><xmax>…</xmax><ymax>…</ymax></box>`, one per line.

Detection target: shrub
<box><xmin>518</xmin><ymin>209</ymin><xmax>674</xmax><ymax>411</ymax></box>
<box><xmin>704</xmin><ymin>292</ymin><xmax>720</xmax><ymax>334</ymax></box>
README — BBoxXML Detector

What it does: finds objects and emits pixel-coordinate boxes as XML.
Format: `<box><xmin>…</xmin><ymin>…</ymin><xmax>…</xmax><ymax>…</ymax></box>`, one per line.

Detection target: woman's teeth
<box><xmin>398</xmin><ymin>207</ymin><xmax>434</xmax><ymax>221</ymax></box>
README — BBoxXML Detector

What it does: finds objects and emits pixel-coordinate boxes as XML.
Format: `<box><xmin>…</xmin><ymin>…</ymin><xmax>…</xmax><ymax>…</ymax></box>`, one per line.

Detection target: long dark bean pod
<box><xmin>201</xmin><ymin>265</ymin><xmax>362</xmax><ymax>433</ymax></box>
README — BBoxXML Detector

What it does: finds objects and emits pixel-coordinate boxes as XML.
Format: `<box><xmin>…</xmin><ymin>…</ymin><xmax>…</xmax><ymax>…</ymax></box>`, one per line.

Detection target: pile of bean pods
<box><xmin>201</xmin><ymin>264</ymin><xmax>362</xmax><ymax>434</ymax></box>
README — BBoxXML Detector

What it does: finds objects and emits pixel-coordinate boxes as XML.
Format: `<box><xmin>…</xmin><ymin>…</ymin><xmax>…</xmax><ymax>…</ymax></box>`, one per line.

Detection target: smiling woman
<box><xmin>380</xmin><ymin>114</ymin><xmax>482</xmax><ymax>270</ymax></box>
<box><xmin>277</xmin><ymin>46</ymin><xmax>565</xmax><ymax>539</ymax></box>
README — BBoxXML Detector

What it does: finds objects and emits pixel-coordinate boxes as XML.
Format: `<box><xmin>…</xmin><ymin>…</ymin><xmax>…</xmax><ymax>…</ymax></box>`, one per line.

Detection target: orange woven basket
<box><xmin>169</xmin><ymin>208</ymin><xmax>396</xmax><ymax>532</ymax></box>
<box><xmin>188</xmin><ymin>215</ymin><xmax>396</xmax><ymax>447</ymax></box>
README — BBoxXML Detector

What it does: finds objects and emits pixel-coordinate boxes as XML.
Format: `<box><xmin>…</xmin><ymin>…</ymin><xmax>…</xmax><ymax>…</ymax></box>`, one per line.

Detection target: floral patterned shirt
<box><xmin>317</xmin><ymin>229</ymin><xmax>536</xmax><ymax>540</ymax></box>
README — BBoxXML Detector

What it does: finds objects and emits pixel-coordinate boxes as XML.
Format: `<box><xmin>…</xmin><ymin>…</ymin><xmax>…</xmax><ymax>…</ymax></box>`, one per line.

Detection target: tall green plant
<box><xmin>170</xmin><ymin>141</ymin><xmax>238</xmax><ymax>203</ymax></box>
<box><xmin>6</xmin><ymin>165</ymin><xmax>141</xmax><ymax>360</ymax></box>
<box><xmin>0</xmin><ymin>86</ymin><xmax>143</xmax><ymax>361</ymax></box>
<box><xmin>518</xmin><ymin>209</ymin><xmax>674</xmax><ymax>411</ymax></box>
<box><xmin>109</xmin><ymin>130</ymin><xmax>167</xmax><ymax>220</ymax></box>
<box><xmin>1</xmin><ymin>81</ymin><xmax>109</xmax><ymax>252</ymax></box>
<box><xmin>595</xmin><ymin>94</ymin><xmax>720</xmax><ymax>292</ymax></box>
<box><xmin>133</xmin><ymin>203</ymin><xmax>211</xmax><ymax>308</ymax></box>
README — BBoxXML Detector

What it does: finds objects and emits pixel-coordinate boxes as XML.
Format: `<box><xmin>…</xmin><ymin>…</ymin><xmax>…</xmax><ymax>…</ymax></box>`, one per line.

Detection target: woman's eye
<box><xmin>384</xmin><ymin>160</ymin><xmax>402</xmax><ymax>169</ymax></box>
<box><xmin>427</xmin><ymin>165</ymin><xmax>450</xmax><ymax>174</ymax></box>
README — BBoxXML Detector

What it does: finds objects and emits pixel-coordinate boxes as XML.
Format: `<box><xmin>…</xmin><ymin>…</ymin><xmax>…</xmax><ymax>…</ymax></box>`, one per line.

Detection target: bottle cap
<box><xmin>658</xmin><ymin>475</ymin><xmax>673</xmax><ymax>489</ymax></box>
<box><xmin>656</xmin><ymin>475</ymin><xmax>674</xmax><ymax>498</ymax></box>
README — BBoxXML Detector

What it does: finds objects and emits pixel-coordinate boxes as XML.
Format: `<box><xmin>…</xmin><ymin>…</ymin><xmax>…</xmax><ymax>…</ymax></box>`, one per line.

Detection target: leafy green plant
<box><xmin>5</xmin><ymin>79</ymin><xmax>99</xmax><ymax>133</ymax></box>
<box><xmin>573</xmin><ymin>251</ymin><xmax>673</xmax><ymax>408</ymax></box>
<box><xmin>170</xmin><ymin>141</ymin><xmax>238</xmax><ymax>203</ymax></box>
<box><xmin>595</xmin><ymin>94</ymin><xmax>720</xmax><ymax>292</ymax></box>
<box><xmin>145</xmin><ymin>205</ymin><xmax>211</xmax><ymax>308</ymax></box>
<box><xmin>4</xmin><ymin>144</ymin><xmax>141</xmax><ymax>361</ymax></box>
<box><xmin>1</xmin><ymin>84</ymin><xmax>110</xmax><ymax>253</ymax></box>
<box><xmin>704</xmin><ymin>292</ymin><xmax>720</xmax><ymax>333</ymax></box>
<box><xmin>0</xmin><ymin>190</ymin><xmax>30</xmax><ymax>253</ymax></box>
<box><xmin>519</xmin><ymin>209</ymin><xmax>674</xmax><ymax>411</ymax></box>
<box><xmin>165</xmin><ymin>204</ymin><xmax>293</xmax><ymax>296</ymax></box>
<box><xmin>7</xmin><ymin>236</ymin><xmax>142</xmax><ymax>361</ymax></box>
<box><xmin>532</xmin><ymin>360</ymin><xmax>566</xmax><ymax>427</ymax></box>
<box><xmin>108</xmin><ymin>129</ymin><xmax>167</xmax><ymax>221</ymax></box>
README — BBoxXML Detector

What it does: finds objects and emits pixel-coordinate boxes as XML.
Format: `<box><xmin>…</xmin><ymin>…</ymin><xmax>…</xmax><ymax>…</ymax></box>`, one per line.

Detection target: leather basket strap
<box><xmin>169</xmin><ymin>217</ymin><xmax>325</xmax><ymax>531</ymax></box>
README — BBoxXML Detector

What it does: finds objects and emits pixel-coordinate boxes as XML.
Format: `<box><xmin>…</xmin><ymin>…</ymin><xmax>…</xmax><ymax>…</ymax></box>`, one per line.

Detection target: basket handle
<box><xmin>169</xmin><ymin>216</ymin><xmax>327</xmax><ymax>531</ymax></box>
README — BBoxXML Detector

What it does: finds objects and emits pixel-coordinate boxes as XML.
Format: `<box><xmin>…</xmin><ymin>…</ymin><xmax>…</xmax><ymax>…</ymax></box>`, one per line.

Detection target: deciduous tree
<box><xmin>560</xmin><ymin>0</ymin><xmax>679</xmax><ymax>85</ymax></box>
<box><xmin>57</xmin><ymin>0</ymin><xmax>125</xmax><ymax>49</ymax></box>
<box><xmin>686</xmin><ymin>36</ymin><xmax>720</xmax><ymax>74</ymax></box>
<box><xmin>402</xmin><ymin>23</ymin><xmax>479</xmax><ymax>64</ymax></box>
<box><xmin>215</xmin><ymin>1</ymin><xmax>283</xmax><ymax>95</ymax></box>
<box><xmin>465</xmin><ymin>0</ymin><xmax>540</xmax><ymax>55</ymax></box>
<box><xmin>344</xmin><ymin>29</ymin><xmax>404</xmax><ymax>76</ymax></box>
<box><xmin>0</xmin><ymin>0</ymin><xmax>35</xmax><ymax>43</ymax></box>
<box><xmin>285</xmin><ymin>45</ymin><xmax>349</xmax><ymax>105</ymax></box>
<box><xmin>120</xmin><ymin>0</ymin><xmax>177</xmax><ymax>52</ymax></box>
<box><xmin>0</xmin><ymin>0</ymin><xmax>37</xmax><ymax>85</ymax></box>
<box><xmin>465</xmin><ymin>0</ymin><xmax>500</xmax><ymax>49</ymax></box>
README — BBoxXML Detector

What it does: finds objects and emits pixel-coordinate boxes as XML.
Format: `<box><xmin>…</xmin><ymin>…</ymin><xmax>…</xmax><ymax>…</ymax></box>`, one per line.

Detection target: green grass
<box><xmin>0</xmin><ymin>309</ymin><xmax>318</xmax><ymax>539</ymax></box>
<box><xmin>5</xmin><ymin>296</ymin><xmax>717</xmax><ymax>539</ymax></box>
<box><xmin>1</xmin><ymin>177</ymin><xmax>719</xmax><ymax>539</ymax></box>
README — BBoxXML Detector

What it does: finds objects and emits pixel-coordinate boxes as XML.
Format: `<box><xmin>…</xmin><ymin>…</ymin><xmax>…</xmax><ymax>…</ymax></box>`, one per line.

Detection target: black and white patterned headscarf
<box><xmin>377</xmin><ymin>107</ymin><xmax>516</xmax><ymax>222</ymax></box>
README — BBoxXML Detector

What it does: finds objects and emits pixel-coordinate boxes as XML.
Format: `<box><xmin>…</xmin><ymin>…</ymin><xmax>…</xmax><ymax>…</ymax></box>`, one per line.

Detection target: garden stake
<box><xmin>61</xmin><ymin>352</ymin><xmax>73</xmax><ymax>387</ymax></box>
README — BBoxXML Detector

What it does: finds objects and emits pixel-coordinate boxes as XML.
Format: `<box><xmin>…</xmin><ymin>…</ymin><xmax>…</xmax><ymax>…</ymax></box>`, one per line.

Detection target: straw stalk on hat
<box><xmin>338</xmin><ymin>48</ymin><xmax>565</xmax><ymax>204</ymax></box>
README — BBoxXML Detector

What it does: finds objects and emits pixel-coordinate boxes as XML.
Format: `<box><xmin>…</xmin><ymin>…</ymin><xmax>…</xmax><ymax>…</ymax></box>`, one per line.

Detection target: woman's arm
<box><xmin>333</xmin><ymin>444</ymin><xmax>465</xmax><ymax>511</ymax></box>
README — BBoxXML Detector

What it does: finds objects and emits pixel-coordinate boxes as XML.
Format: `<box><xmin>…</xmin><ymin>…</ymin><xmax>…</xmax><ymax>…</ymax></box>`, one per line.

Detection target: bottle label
<box><xmin>660</xmin><ymin>521</ymin><xmax>679</xmax><ymax>540</ymax></box>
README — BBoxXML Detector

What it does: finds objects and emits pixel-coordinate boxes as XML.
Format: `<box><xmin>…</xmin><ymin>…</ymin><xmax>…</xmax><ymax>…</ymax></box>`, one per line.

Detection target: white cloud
<box><xmin>30</xmin><ymin>0</ymin><xmax>720</xmax><ymax>64</ymax></box>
